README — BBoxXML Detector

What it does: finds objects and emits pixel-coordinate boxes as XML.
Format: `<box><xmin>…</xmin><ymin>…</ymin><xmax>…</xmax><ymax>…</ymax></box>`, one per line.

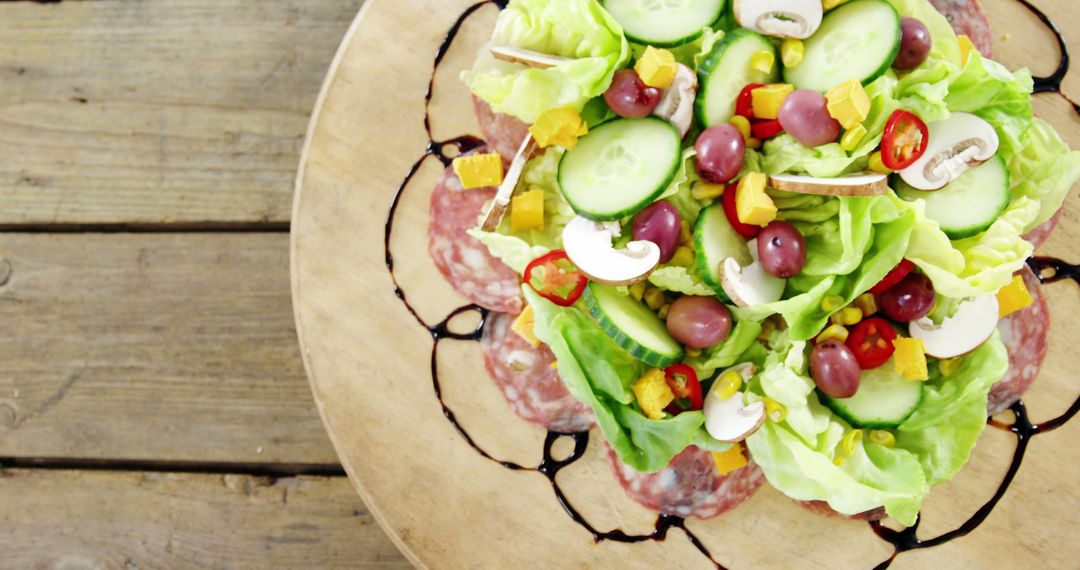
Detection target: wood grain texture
<box><xmin>0</xmin><ymin>233</ymin><xmax>339</xmax><ymax>466</ymax></box>
<box><xmin>292</xmin><ymin>0</ymin><xmax>1080</xmax><ymax>568</ymax></box>
<box><xmin>0</xmin><ymin>0</ymin><xmax>363</xmax><ymax>226</ymax></box>
<box><xmin>0</xmin><ymin>469</ymin><xmax>410</xmax><ymax>569</ymax></box>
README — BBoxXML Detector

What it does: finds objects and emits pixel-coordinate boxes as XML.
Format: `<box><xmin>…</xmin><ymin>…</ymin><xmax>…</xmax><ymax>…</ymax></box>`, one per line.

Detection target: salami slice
<box><xmin>473</xmin><ymin>96</ymin><xmax>532</xmax><ymax>161</ymax></box>
<box><xmin>989</xmin><ymin>267</ymin><xmax>1050</xmax><ymax>414</ymax></box>
<box><xmin>606</xmin><ymin>444</ymin><xmax>764</xmax><ymax>519</ymax></box>
<box><xmin>481</xmin><ymin>312</ymin><xmax>595</xmax><ymax>433</ymax></box>
<box><xmin>928</xmin><ymin>0</ymin><xmax>993</xmax><ymax>56</ymax></box>
<box><xmin>428</xmin><ymin>150</ymin><xmax>523</xmax><ymax>313</ymax></box>
<box><xmin>1022</xmin><ymin>209</ymin><xmax>1063</xmax><ymax>250</ymax></box>
<box><xmin>795</xmin><ymin>500</ymin><xmax>887</xmax><ymax>521</ymax></box>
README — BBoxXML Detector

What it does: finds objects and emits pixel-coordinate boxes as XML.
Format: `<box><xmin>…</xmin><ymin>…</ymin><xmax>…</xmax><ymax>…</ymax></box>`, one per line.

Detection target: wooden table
<box><xmin>0</xmin><ymin>1</ymin><xmax>409</xmax><ymax>566</ymax></box>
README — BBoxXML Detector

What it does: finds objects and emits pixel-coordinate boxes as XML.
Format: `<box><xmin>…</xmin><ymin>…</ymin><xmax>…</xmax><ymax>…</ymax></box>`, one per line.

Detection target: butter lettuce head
<box><xmin>745</xmin><ymin>330</ymin><xmax>1008</xmax><ymax>526</ymax></box>
<box><xmin>462</xmin><ymin>0</ymin><xmax>631</xmax><ymax>123</ymax></box>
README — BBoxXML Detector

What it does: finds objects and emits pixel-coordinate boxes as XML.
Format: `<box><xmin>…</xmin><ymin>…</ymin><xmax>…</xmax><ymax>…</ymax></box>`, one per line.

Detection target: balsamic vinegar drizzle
<box><xmin>381</xmin><ymin>2</ymin><xmax>1079</xmax><ymax>568</ymax></box>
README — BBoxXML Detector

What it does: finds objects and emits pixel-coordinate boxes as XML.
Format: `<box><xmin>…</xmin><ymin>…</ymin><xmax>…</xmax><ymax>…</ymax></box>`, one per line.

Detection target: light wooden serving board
<box><xmin>291</xmin><ymin>1</ymin><xmax>1080</xmax><ymax>567</ymax></box>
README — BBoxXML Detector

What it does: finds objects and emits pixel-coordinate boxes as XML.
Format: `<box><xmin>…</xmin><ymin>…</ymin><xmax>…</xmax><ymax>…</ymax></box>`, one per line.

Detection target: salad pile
<box><xmin>450</xmin><ymin>0</ymin><xmax>1080</xmax><ymax>525</ymax></box>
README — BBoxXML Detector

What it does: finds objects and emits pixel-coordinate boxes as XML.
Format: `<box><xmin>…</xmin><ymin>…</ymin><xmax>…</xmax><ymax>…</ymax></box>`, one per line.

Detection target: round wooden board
<box><xmin>292</xmin><ymin>1</ymin><xmax>1080</xmax><ymax>567</ymax></box>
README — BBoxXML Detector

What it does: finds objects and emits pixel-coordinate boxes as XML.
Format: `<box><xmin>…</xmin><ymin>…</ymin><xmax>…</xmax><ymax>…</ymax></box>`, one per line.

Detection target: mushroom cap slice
<box><xmin>768</xmin><ymin>172</ymin><xmax>889</xmax><ymax>197</ymax></box>
<box><xmin>899</xmin><ymin>112</ymin><xmax>1000</xmax><ymax>191</ymax></box>
<box><xmin>909</xmin><ymin>294</ymin><xmax>1000</xmax><ymax>359</ymax></box>
<box><xmin>720</xmin><ymin>240</ymin><xmax>786</xmax><ymax>308</ymax></box>
<box><xmin>562</xmin><ymin>216</ymin><xmax>660</xmax><ymax>287</ymax></box>
<box><xmin>703</xmin><ymin>363</ymin><xmax>765</xmax><ymax>443</ymax></box>
<box><xmin>733</xmin><ymin>0</ymin><xmax>823</xmax><ymax>39</ymax></box>
<box><xmin>652</xmin><ymin>64</ymin><xmax>698</xmax><ymax>138</ymax></box>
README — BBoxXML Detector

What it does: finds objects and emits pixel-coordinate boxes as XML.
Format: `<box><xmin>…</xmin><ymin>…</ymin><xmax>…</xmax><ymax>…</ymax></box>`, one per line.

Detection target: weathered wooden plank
<box><xmin>0</xmin><ymin>233</ymin><xmax>339</xmax><ymax>465</ymax></box>
<box><xmin>0</xmin><ymin>469</ymin><xmax>411</xmax><ymax>569</ymax></box>
<box><xmin>0</xmin><ymin>0</ymin><xmax>363</xmax><ymax>226</ymax></box>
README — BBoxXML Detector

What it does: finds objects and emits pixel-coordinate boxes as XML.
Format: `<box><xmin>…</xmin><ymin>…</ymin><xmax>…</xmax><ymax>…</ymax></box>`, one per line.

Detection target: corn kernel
<box><xmin>658</xmin><ymin>303</ymin><xmax>671</xmax><ymax>320</ymax></box>
<box><xmin>644</xmin><ymin>287</ymin><xmax>666</xmax><ymax>310</ymax></box>
<box><xmin>679</xmin><ymin>220</ymin><xmax>693</xmax><ymax>244</ymax></box>
<box><xmin>823</xmin><ymin>0</ymin><xmax>848</xmax><ymax>9</ymax></box>
<box><xmin>821</xmin><ymin>295</ymin><xmax>845</xmax><ymax>313</ymax></box>
<box><xmin>713</xmin><ymin>445</ymin><xmax>748</xmax><ymax>475</ymax></box>
<box><xmin>763</xmin><ymin>396</ymin><xmax>786</xmax><ymax>422</ymax></box>
<box><xmin>815</xmin><ymin>324</ymin><xmax>850</xmax><ymax>344</ymax></box>
<box><xmin>692</xmin><ymin>181</ymin><xmax>726</xmax><ymax>201</ymax></box>
<box><xmin>670</xmin><ymin>246</ymin><xmax>695</xmax><ymax>268</ymax></box>
<box><xmin>833</xmin><ymin>454</ymin><xmax>847</xmax><ymax>467</ymax></box>
<box><xmin>869</xmin><ymin>430</ymin><xmax>896</xmax><ymax>448</ymax></box>
<box><xmin>629</xmin><ymin>282</ymin><xmax>646</xmax><ymax>302</ymax></box>
<box><xmin>781</xmin><ymin>38</ymin><xmax>804</xmax><ymax>68</ymax></box>
<box><xmin>869</xmin><ymin>151</ymin><xmax>893</xmax><ymax>174</ymax></box>
<box><xmin>938</xmin><ymin>357</ymin><xmax>962</xmax><ymax>377</ymax></box>
<box><xmin>747</xmin><ymin>137</ymin><xmax>763</xmax><ymax>150</ymax></box>
<box><xmin>714</xmin><ymin>371</ymin><xmax>743</xmax><ymax>401</ymax></box>
<box><xmin>831</xmin><ymin>307</ymin><xmax>863</xmax><ymax>327</ymax></box>
<box><xmin>751</xmin><ymin>50</ymin><xmax>775</xmax><ymax>75</ymax></box>
<box><xmin>854</xmin><ymin>293</ymin><xmax>878</xmax><ymax>317</ymax></box>
<box><xmin>686</xmin><ymin>347</ymin><xmax>702</xmax><ymax>358</ymax></box>
<box><xmin>841</xmin><ymin>124</ymin><xmax>868</xmax><ymax>152</ymax></box>
<box><xmin>729</xmin><ymin>115</ymin><xmax>752</xmax><ymax>142</ymax></box>
<box><xmin>841</xmin><ymin>429</ymin><xmax>863</xmax><ymax>456</ymax></box>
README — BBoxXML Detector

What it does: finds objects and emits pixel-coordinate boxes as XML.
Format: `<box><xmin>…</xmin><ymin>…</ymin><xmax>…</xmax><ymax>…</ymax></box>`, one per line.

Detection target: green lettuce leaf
<box><xmin>462</xmin><ymin>0</ymin><xmax>631</xmax><ymax>123</ymax></box>
<box><xmin>887</xmin><ymin>0</ymin><xmax>961</xmax><ymax>68</ymax></box>
<box><xmin>647</xmin><ymin>266</ymin><xmax>714</xmax><ymax>296</ymax></box>
<box><xmin>1009</xmin><ymin>118</ymin><xmax>1080</xmax><ymax>230</ymax></box>
<box><xmin>686</xmin><ymin>318</ymin><xmax>763</xmax><ymax>378</ymax></box>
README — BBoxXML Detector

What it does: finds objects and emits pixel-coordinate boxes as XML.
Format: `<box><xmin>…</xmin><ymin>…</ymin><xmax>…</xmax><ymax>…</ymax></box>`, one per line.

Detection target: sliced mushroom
<box><xmin>490</xmin><ymin>45</ymin><xmax>572</xmax><ymax>69</ymax></box>
<box><xmin>733</xmin><ymin>0</ymin><xmax>823</xmax><ymax>39</ymax></box>
<box><xmin>480</xmin><ymin>134</ymin><xmax>536</xmax><ymax>232</ymax></box>
<box><xmin>899</xmin><ymin>112</ymin><xmax>999</xmax><ymax>191</ymax></box>
<box><xmin>561</xmin><ymin>216</ymin><xmax>660</xmax><ymax>286</ymax></box>
<box><xmin>652</xmin><ymin>64</ymin><xmax>698</xmax><ymax>138</ymax></box>
<box><xmin>703</xmin><ymin>363</ymin><xmax>765</xmax><ymax>443</ymax></box>
<box><xmin>768</xmin><ymin>172</ymin><xmax>889</xmax><ymax>197</ymax></box>
<box><xmin>909</xmin><ymin>294</ymin><xmax>1000</xmax><ymax>359</ymax></box>
<box><xmin>720</xmin><ymin>239</ymin><xmax>786</xmax><ymax>308</ymax></box>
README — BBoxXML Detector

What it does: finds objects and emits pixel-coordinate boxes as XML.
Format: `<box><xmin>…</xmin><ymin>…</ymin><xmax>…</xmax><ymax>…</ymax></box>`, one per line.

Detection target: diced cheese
<box><xmin>750</xmin><ymin>50</ymin><xmax>775</xmax><ymax>75</ymax></box>
<box><xmin>840</xmin><ymin>124</ymin><xmax>868</xmax><ymax>151</ymax></box>
<box><xmin>751</xmin><ymin>84</ymin><xmax>794</xmax><ymax>121</ymax></box>
<box><xmin>781</xmin><ymin>38</ymin><xmax>805</xmax><ymax>68</ymax></box>
<box><xmin>529</xmin><ymin>107</ymin><xmax>588</xmax><ymax>150</ymax></box>
<box><xmin>712</xmin><ymin>445</ymin><xmax>748</xmax><ymax>475</ymax></box>
<box><xmin>958</xmin><ymin>34</ymin><xmax>978</xmax><ymax>66</ymax></box>
<box><xmin>826</xmin><ymin>79</ymin><xmax>871</xmax><ymax>130</ymax></box>
<box><xmin>510</xmin><ymin>187</ymin><xmax>545</xmax><ymax>233</ymax></box>
<box><xmin>735</xmin><ymin>172</ymin><xmax>777</xmax><ymax>227</ymax></box>
<box><xmin>635</xmin><ymin>47</ymin><xmax>677</xmax><ymax>89</ymax></box>
<box><xmin>511</xmin><ymin>306</ymin><xmax>540</xmax><ymax>348</ymax></box>
<box><xmin>633</xmin><ymin>368</ymin><xmax>675</xmax><ymax>420</ymax></box>
<box><xmin>997</xmin><ymin>274</ymin><xmax>1034</xmax><ymax>318</ymax></box>
<box><xmin>892</xmin><ymin>337</ymin><xmax>929</xmax><ymax>381</ymax></box>
<box><xmin>451</xmin><ymin>153</ymin><xmax>503</xmax><ymax>189</ymax></box>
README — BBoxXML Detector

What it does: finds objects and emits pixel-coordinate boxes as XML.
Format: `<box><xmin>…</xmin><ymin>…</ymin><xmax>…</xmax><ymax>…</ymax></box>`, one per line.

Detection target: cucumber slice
<box><xmin>819</xmin><ymin>363</ymin><xmax>924</xmax><ymax>429</ymax></box>
<box><xmin>583</xmin><ymin>283</ymin><xmax>685</xmax><ymax>368</ymax></box>
<box><xmin>603</xmin><ymin>0</ymin><xmax>726</xmax><ymax>48</ymax></box>
<box><xmin>894</xmin><ymin>155</ymin><xmax>1010</xmax><ymax>240</ymax></box>
<box><xmin>693</xmin><ymin>202</ymin><xmax>752</xmax><ymax>302</ymax></box>
<box><xmin>696</xmin><ymin>29</ymin><xmax>780</xmax><ymax>127</ymax></box>
<box><xmin>558</xmin><ymin>118</ymin><xmax>682</xmax><ymax>222</ymax></box>
<box><xmin>784</xmin><ymin>0</ymin><xmax>901</xmax><ymax>92</ymax></box>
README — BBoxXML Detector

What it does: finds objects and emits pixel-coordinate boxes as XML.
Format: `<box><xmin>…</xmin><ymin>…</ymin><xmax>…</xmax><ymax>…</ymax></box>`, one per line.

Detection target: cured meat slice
<box><xmin>928</xmin><ymin>0</ymin><xmax>993</xmax><ymax>57</ymax></box>
<box><xmin>473</xmin><ymin>96</ymin><xmax>532</xmax><ymax>161</ymax></box>
<box><xmin>795</xmin><ymin>500</ymin><xmax>887</xmax><ymax>521</ymax></box>
<box><xmin>428</xmin><ymin>150</ymin><xmax>523</xmax><ymax>313</ymax></box>
<box><xmin>481</xmin><ymin>312</ymin><xmax>595</xmax><ymax>433</ymax></box>
<box><xmin>989</xmin><ymin>267</ymin><xmax>1050</xmax><ymax>414</ymax></box>
<box><xmin>606</xmin><ymin>444</ymin><xmax>764</xmax><ymax>519</ymax></box>
<box><xmin>1022</xmin><ymin>209</ymin><xmax>1063</xmax><ymax>250</ymax></box>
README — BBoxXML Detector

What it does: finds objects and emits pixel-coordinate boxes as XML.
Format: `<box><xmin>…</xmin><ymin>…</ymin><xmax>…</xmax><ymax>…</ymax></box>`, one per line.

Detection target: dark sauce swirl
<box><xmin>382</xmin><ymin>2</ymin><xmax>1079</xmax><ymax>568</ymax></box>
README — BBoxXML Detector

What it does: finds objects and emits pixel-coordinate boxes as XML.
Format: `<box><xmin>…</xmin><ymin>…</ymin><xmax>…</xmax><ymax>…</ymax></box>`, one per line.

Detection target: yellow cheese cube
<box><xmin>510</xmin><ymin>187</ymin><xmax>545</xmax><ymax>233</ymax></box>
<box><xmin>892</xmin><ymin>337</ymin><xmax>929</xmax><ymax>381</ymax></box>
<box><xmin>751</xmin><ymin>84</ymin><xmax>794</xmax><ymax>121</ymax></box>
<box><xmin>529</xmin><ymin>107</ymin><xmax>588</xmax><ymax>150</ymax></box>
<box><xmin>452</xmin><ymin>153</ymin><xmax>503</xmax><ymax>189</ymax></box>
<box><xmin>826</xmin><ymin>79</ymin><xmax>871</xmax><ymax>130</ymax></box>
<box><xmin>997</xmin><ymin>274</ymin><xmax>1034</xmax><ymax>318</ymax></box>
<box><xmin>633</xmin><ymin>368</ymin><xmax>675</xmax><ymax>420</ymax></box>
<box><xmin>712</xmin><ymin>445</ymin><xmax>748</xmax><ymax>475</ymax></box>
<box><xmin>823</xmin><ymin>0</ymin><xmax>848</xmax><ymax>10</ymax></box>
<box><xmin>781</xmin><ymin>38</ymin><xmax>805</xmax><ymax>68</ymax></box>
<box><xmin>735</xmin><ymin>172</ymin><xmax>777</xmax><ymax>227</ymax></box>
<box><xmin>635</xmin><ymin>47</ymin><xmax>677</xmax><ymax>89</ymax></box>
<box><xmin>750</xmin><ymin>50</ymin><xmax>776</xmax><ymax>75</ymax></box>
<box><xmin>958</xmin><ymin>34</ymin><xmax>978</xmax><ymax>66</ymax></box>
<box><xmin>841</xmin><ymin>124</ymin><xmax>868</xmax><ymax>152</ymax></box>
<box><xmin>511</xmin><ymin>306</ymin><xmax>540</xmax><ymax>348</ymax></box>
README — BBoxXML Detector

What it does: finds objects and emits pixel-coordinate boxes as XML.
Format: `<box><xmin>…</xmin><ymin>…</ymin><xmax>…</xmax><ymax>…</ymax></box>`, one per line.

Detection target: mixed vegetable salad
<box><xmin>451</xmin><ymin>0</ymin><xmax>1080</xmax><ymax>525</ymax></box>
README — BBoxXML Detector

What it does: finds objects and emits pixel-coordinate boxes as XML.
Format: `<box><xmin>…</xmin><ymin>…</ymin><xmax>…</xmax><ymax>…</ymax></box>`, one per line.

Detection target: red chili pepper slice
<box><xmin>881</xmin><ymin>110</ymin><xmax>929</xmax><ymax>170</ymax></box>
<box><xmin>846</xmin><ymin>318</ymin><xmax>898</xmax><ymax>370</ymax></box>
<box><xmin>664</xmin><ymin>364</ymin><xmax>704</xmax><ymax>414</ymax></box>
<box><xmin>751</xmin><ymin>119</ymin><xmax>784</xmax><ymax>140</ymax></box>
<box><xmin>523</xmin><ymin>250</ymin><xmax>588</xmax><ymax>307</ymax></box>
<box><xmin>870</xmin><ymin>259</ymin><xmax>916</xmax><ymax>295</ymax></box>
<box><xmin>722</xmin><ymin>183</ymin><xmax>761</xmax><ymax>239</ymax></box>
<box><xmin>736</xmin><ymin>83</ymin><xmax>765</xmax><ymax>119</ymax></box>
